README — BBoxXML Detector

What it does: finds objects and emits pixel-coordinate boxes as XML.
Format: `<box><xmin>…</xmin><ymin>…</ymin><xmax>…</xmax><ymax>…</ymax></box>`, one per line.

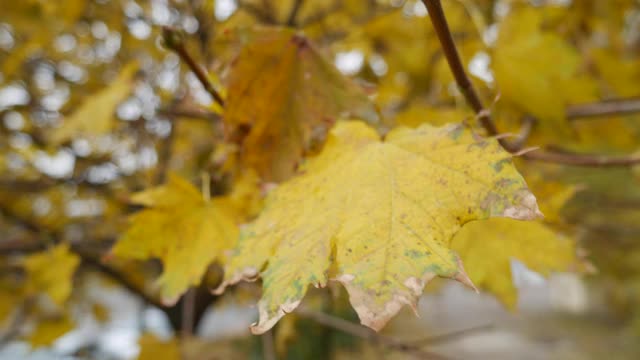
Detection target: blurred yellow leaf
<box><xmin>28</xmin><ymin>314</ymin><xmax>74</xmax><ymax>347</ymax></box>
<box><xmin>49</xmin><ymin>62</ymin><xmax>138</xmax><ymax>145</ymax></box>
<box><xmin>110</xmin><ymin>174</ymin><xmax>239</xmax><ymax>305</ymax></box>
<box><xmin>23</xmin><ymin>244</ymin><xmax>80</xmax><ymax>307</ymax></box>
<box><xmin>226</xmin><ymin>169</ymin><xmax>264</xmax><ymax>219</ymax></box>
<box><xmin>592</xmin><ymin>49</ymin><xmax>640</xmax><ymax>97</ymax></box>
<box><xmin>217</xmin><ymin>120</ymin><xmax>540</xmax><ymax>333</ymax></box>
<box><xmin>0</xmin><ymin>0</ymin><xmax>85</xmax><ymax>76</ymax></box>
<box><xmin>224</xmin><ymin>28</ymin><xmax>378</xmax><ymax>181</ymax></box>
<box><xmin>137</xmin><ymin>334</ymin><xmax>180</xmax><ymax>360</ymax></box>
<box><xmin>452</xmin><ymin>218</ymin><xmax>579</xmax><ymax>308</ymax></box>
<box><xmin>493</xmin><ymin>7</ymin><xmax>597</xmax><ymax>138</ymax></box>
<box><xmin>0</xmin><ymin>286</ymin><xmax>21</xmax><ymax>324</ymax></box>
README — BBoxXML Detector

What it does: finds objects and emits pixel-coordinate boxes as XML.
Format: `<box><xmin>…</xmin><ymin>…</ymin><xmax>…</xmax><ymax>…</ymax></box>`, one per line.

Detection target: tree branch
<box><xmin>187</xmin><ymin>0</ymin><xmax>215</xmax><ymax>64</ymax></box>
<box><xmin>157</xmin><ymin>108</ymin><xmax>221</xmax><ymax>122</ymax></box>
<box><xmin>422</xmin><ymin>0</ymin><xmax>497</xmax><ymax>136</ymax></box>
<box><xmin>519</xmin><ymin>149</ymin><xmax>640</xmax><ymax>167</ymax></box>
<box><xmin>0</xmin><ymin>204</ymin><xmax>166</xmax><ymax>310</ymax></box>
<box><xmin>567</xmin><ymin>97</ymin><xmax>640</xmax><ymax>119</ymax></box>
<box><xmin>237</xmin><ymin>0</ymin><xmax>277</xmax><ymax>24</ymax></box>
<box><xmin>408</xmin><ymin>323</ymin><xmax>493</xmax><ymax>346</ymax></box>
<box><xmin>286</xmin><ymin>0</ymin><xmax>305</xmax><ymax>27</ymax></box>
<box><xmin>181</xmin><ymin>288</ymin><xmax>196</xmax><ymax>338</ymax></box>
<box><xmin>79</xmin><ymin>250</ymin><xmax>167</xmax><ymax>310</ymax></box>
<box><xmin>162</xmin><ymin>27</ymin><xmax>225</xmax><ymax>107</ymax></box>
<box><xmin>422</xmin><ymin>0</ymin><xmax>640</xmax><ymax>167</ymax></box>
<box><xmin>261</xmin><ymin>330</ymin><xmax>276</xmax><ymax>360</ymax></box>
<box><xmin>510</xmin><ymin>115</ymin><xmax>536</xmax><ymax>150</ymax></box>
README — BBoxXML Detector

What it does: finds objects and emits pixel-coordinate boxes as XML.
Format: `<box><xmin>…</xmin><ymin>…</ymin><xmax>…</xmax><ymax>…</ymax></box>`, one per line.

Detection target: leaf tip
<box><xmin>454</xmin><ymin>257</ymin><xmax>478</xmax><ymax>293</ymax></box>
<box><xmin>502</xmin><ymin>190</ymin><xmax>544</xmax><ymax>220</ymax></box>
<box><xmin>250</xmin><ymin>298</ymin><xmax>302</xmax><ymax>335</ymax></box>
<box><xmin>338</xmin><ymin>273</ymin><xmax>437</xmax><ymax>332</ymax></box>
<box><xmin>213</xmin><ymin>267</ymin><xmax>259</xmax><ymax>295</ymax></box>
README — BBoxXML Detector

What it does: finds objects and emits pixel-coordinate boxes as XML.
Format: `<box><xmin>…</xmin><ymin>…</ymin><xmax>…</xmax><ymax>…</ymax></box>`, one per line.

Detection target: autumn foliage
<box><xmin>1</xmin><ymin>0</ymin><xmax>640</xmax><ymax>358</ymax></box>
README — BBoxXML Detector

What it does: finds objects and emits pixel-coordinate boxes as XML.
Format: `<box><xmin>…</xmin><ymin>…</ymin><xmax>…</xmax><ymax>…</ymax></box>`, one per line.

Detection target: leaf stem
<box><xmin>162</xmin><ymin>27</ymin><xmax>225</xmax><ymax>107</ymax></box>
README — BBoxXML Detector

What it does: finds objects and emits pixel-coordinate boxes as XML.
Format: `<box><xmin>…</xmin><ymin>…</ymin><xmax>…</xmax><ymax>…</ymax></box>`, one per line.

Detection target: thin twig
<box><xmin>567</xmin><ymin>97</ymin><xmax>640</xmax><ymax>119</ymax></box>
<box><xmin>296</xmin><ymin>308</ymin><xmax>451</xmax><ymax>360</ymax></box>
<box><xmin>157</xmin><ymin>108</ymin><xmax>221</xmax><ymax>122</ymax></box>
<box><xmin>181</xmin><ymin>288</ymin><xmax>196</xmax><ymax>337</ymax></box>
<box><xmin>162</xmin><ymin>27</ymin><xmax>225</xmax><ymax>107</ymax></box>
<box><xmin>286</xmin><ymin>0</ymin><xmax>305</xmax><ymax>27</ymax></box>
<box><xmin>237</xmin><ymin>0</ymin><xmax>277</xmax><ymax>24</ymax></box>
<box><xmin>521</xmin><ymin>150</ymin><xmax>640</xmax><ymax>167</ymax></box>
<box><xmin>80</xmin><ymin>251</ymin><xmax>167</xmax><ymax>310</ymax></box>
<box><xmin>510</xmin><ymin>115</ymin><xmax>536</xmax><ymax>150</ymax></box>
<box><xmin>422</xmin><ymin>0</ymin><xmax>640</xmax><ymax>167</ymax></box>
<box><xmin>187</xmin><ymin>0</ymin><xmax>214</xmax><ymax>63</ymax></box>
<box><xmin>408</xmin><ymin>323</ymin><xmax>493</xmax><ymax>346</ymax></box>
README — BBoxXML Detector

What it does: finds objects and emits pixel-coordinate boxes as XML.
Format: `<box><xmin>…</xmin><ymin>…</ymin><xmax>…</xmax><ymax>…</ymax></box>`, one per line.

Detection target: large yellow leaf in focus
<box><xmin>452</xmin><ymin>218</ymin><xmax>578</xmax><ymax>308</ymax></box>
<box><xmin>492</xmin><ymin>7</ymin><xmax>597</xmax><ymax>138</ymax></box>
<box><xmin>224</xmin><ymin>28</ymin><xmax>378</xmax><ymax>181</ymax></box>
<box><xmin>216</xmin><ymin>121</ymin><xmax>541</xmax><ymax>333</ymax></box>
<box><xmin>49</xmin><ymin>63</ymin><xmax>138</xmax><ymax>145</ymax></box>
<box><xmin>110</xmin><ymin>174</ymin><xmax>238</xmax><ymax>305</ymax></box>
<box><xmin>23</xmin><ymin>244</ymin><xmax>80</xmax><ymax>307</ymax></box>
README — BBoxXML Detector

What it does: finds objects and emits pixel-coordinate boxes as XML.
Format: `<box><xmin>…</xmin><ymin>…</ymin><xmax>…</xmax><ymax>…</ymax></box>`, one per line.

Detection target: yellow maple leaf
<box><xmin>216</xmin><ymin>120</ymin><xmax>541</xmax><ymax>333</ymax></box>
<box><xmin>49</xmin><ymin>62</ymin><xmax>138</xmax><ymax>145</ymax></box>
<box><xmin>492</xmin><ymin>7</ymin><xmax>597</xmax><ymax>138</ymax></box>
<box><xmin>110</xmin><ymin>174</ymin><xmax>239</xmax><ymax>305</ymax></box>
<box><xmin>224</xmin><ymin>28</ymin><xmax>378</xmax><ymax>181</ymax></box>
<box><xmin>23</xmin><ymin>244</ymin><xmax>80</xmax><ymax>307</ymax></box>
<box><xmin>137</xmin><ymin>334</ymin><xmax>180</xmax><ymax>360</ymax></box>
<box><xmin>28</xmin><ymin>314</ymin><xmax>74</xmax><ymax>347</ymax></box>
<box><xmin>452</xmin><ymin>218</ymin><xmax>579</xmax><ymax>308</ymax></box>
<box><xmin>0</xmin><ymin>285</ymin><xmax>21</xmax><ymax>324</ymax></box>
<box><xmin>592</xmin><ymin>48</ymin><xmax>640</xmax><ymax>97</ymax></box>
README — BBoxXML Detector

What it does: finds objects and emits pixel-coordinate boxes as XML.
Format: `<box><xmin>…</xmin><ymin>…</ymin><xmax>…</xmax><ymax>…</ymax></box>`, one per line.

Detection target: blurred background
<box><xmin>1</xmin><ymin>0</ymin><xmax>640</xmax><ymax>359</ymax></box>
